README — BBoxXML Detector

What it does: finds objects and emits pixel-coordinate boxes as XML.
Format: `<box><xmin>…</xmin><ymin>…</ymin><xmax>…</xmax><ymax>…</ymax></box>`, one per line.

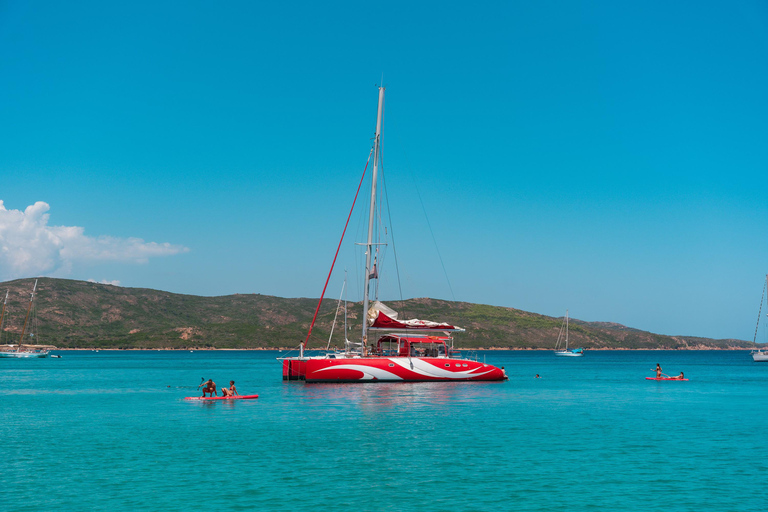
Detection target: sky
<box><xmin>1</xmin><ymin>1</ymin><xmax>767</xmax><ymax>341</ymax></box>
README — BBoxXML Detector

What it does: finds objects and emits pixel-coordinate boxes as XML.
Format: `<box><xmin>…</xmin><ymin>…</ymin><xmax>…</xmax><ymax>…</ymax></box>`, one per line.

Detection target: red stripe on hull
<box><xmin>283</xmin><ymin>357</ymin><xmax>505</xmax><ymax>383</ymax></box>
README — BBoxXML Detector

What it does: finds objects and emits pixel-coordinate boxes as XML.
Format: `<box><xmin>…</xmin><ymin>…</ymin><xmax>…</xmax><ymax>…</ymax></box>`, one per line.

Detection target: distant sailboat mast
<box><xmin>362</xmin><ymin>86</ymin><xmax>385</xmax><ymax>349</ymax></box>
<box><xmin>753</xmin><ymin>274</ymin><xmax>767</xmax><ymax>345</ymax></box>
<box><xmin>555</xmin><ymin>308</ymin><xmax>583</xmax><ymax>356</ymax></box>
<box><xmin>326</xmin><ymin>277</ymin><xmax>347</xmax><ymax>351</ymax></box>
<box><xmin>0</xmin><ymin>280</ymin><xmax>50</xmax><ymax>358</ymax></box>
<box><xmin>0</xmin><ymin>290</ymin><xmax>8</xmax><ymax>344</ymax></box>
<box><xmin>19</xmin><ymin>279</ymin><xmax>37</xmax><ymax>344</ymax></box>
<box><xmin>751</xmin><ymin>274</ymin><xmax>768</xmax><ymax>362</ymax></box>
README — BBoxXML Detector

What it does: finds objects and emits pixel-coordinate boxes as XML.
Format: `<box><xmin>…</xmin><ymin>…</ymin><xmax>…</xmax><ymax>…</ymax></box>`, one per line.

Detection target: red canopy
<box><xmin>367</xmin><ymin>302</ymin><xmax>464</xmax><ymax>331</ymax></box>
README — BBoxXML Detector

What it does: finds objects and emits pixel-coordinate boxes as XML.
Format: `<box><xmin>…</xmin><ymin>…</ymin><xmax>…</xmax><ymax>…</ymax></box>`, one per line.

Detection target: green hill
<box><xmin>0</xmin><ymin>277</ymin><xmax>753</xmax><ymax>350</ymax></box>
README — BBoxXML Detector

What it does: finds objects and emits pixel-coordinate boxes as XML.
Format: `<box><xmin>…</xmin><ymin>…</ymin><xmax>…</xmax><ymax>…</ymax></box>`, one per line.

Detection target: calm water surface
<box><xmin>1</xmin><ymin>350</ymin><xmax>766</xmax><ymax>511</ymax></box>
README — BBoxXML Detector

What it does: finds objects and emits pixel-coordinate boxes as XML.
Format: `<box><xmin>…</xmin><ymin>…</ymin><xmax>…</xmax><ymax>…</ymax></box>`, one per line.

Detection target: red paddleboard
<box><xmin>185</xmin><ymin>394</ymin><xmax>259</xmax><ymax>400</ymax></box>
<box><xmin>646</xmin><ymin>377</ymin><xmax>688</xmax><ymax>381</ymax></box>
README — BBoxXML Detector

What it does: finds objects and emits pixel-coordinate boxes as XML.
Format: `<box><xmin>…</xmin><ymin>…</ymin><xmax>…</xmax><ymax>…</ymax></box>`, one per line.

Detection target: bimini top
<box><xmin>377</xmin><ymin>334</ymin><xmax>452</xmax><ymax>344</ymax></box>
<box><xmin>367</xmin><ymin>301</ymin><xmax>465</xmax><ymax>332</ymax></box>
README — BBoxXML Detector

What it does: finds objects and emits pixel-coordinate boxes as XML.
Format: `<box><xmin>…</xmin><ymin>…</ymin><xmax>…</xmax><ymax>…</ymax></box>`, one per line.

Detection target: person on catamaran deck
<box><xmin>221</xmin><ymin>380</ymin><xmax>239</xmax><ymax>397</ymax></box>
<box><xmin>198</xmin><ymin>379</ymin><xmax>217</xmax><ymax>397</ymax></box>
<box><xmin>655</xmin><ymin>364</ymin><xmax>663</xmax><ymax>379</ymax></box>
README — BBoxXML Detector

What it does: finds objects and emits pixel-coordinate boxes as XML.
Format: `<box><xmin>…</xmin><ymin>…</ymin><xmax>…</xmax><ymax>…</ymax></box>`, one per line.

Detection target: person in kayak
<box><xmin>655</xmin><ymin>364</ymin><xmax>663</xmax><ymax>379</ymax></box>
<box><xmin>221</xmin><ymin>380</ymin><xmax>238</xmax><ymax>397</ymax></box>
<box><xmin>198</xmin><ymin>379</ymin><xmax>217</xmax><ymax>397</ymax></box>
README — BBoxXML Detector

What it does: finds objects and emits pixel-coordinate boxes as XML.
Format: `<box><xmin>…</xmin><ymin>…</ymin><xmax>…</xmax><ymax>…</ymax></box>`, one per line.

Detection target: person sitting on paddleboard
<box><xmin>655</xmin><ymin>364</ymin><xmax>662</xmax><ymax>379</ymax></box>
<box><xmin>221</xmin><ymin>381</ymin><xmax>239</xmax><ymax>397</ymax></box>
<box><xmin>674</xmin><ymin>372</ymin><xmax>684</xmax><ymax>380</ymax></box>
<box><xmin>198</xmin><ymin>379</ymin><xmax>217</xmax><ymax>397</ymax></box>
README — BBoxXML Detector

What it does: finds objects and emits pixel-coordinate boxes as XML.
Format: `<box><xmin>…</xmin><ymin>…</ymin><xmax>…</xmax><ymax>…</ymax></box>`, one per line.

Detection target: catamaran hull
<box><xmin>0</xmin><ymin>351</ymin><xmax>49</xmax><ymax>358</ymax></box>
<box><xmin>753</xmin><ymin>351</ymin><xmax>768</xmax><ymax>362</ymax></box>
<box><xmin>554</xmin><ymin>351</ymin><xmax>583</xmax><ymax>357</ymax></box>
<box><xmin>283</xmin><ymin>356</ymin><xmax>505</xmax><ymax>382</ymax></box>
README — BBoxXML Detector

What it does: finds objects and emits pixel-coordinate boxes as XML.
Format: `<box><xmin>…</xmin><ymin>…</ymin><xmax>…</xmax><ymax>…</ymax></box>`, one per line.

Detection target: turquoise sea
<box><xmin>1</xmin><ymin>350</ymin><xmax>766</xmax><ymax>511</ymax></box>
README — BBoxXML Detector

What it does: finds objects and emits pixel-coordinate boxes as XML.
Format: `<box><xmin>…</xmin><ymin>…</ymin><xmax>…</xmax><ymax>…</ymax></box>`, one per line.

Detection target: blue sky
<box><xmin>1</xmin><ymin>1</ymin><xmax>766</xmax><ymax>341</ymax></box>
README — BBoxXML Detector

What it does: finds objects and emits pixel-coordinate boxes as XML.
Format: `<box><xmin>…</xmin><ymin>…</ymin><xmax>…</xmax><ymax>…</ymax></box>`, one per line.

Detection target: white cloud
<box><xmin>0</xmin><ymin>201</ymin><xmax>189</xmax><ymax>281</ymax></box>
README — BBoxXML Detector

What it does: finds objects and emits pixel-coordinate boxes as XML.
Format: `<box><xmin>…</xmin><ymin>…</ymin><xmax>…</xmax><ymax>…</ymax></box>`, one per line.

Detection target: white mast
<box><xmin>565</xmin><ymin>309</ymin><xmax>569</xmax><ymax>350</ymax></box>
<box><xmin>19</xmin><ymin>279</ymin><xmax>37</xmax><ymax>345</ymax></box>
<box><xmin>0</xmin><ymin>290</ymin><xmax>8</xmax><ymax>345</ymax></box>
<box><xmin>362</xmin><ymin>86</ymin><xmax>385</xmax><ymax>349</ymax></box>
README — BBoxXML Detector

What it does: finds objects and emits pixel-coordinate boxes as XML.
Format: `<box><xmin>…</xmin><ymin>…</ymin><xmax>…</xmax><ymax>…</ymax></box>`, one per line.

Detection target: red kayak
<box><xmin>185</xmin><ymin>394</ymin><xmax>259</xmax><ymax>400</ymax></box>
<box><xmin>646</xmin><ymin>377</ymin><xmax>688</xmax><ymax>381</ymax></box>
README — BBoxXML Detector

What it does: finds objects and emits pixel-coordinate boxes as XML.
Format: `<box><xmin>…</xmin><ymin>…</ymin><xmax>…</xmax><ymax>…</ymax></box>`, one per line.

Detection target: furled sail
<box><xmin>367</xmin><ymin>301</ymin><xmax>464</xmax><ymax>331</ymax></box>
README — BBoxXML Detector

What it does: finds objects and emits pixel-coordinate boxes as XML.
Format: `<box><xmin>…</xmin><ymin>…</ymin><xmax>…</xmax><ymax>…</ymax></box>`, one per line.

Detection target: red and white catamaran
<box><xmin>280</xmin><ymin>86</ymin><xmax>506</xmax><ymax>383</ymax></box>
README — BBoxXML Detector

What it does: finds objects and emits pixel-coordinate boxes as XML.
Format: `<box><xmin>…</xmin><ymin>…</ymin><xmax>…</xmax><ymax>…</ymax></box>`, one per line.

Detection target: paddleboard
<box><xmin>645</xmin><ymin>377</ymin><xmax>688</xmax><ymax>381</ymax></box>
<box><xmin>185</xmin><ymin>394</ymin><xmax>259</xmax><ymax>400</ymax></box>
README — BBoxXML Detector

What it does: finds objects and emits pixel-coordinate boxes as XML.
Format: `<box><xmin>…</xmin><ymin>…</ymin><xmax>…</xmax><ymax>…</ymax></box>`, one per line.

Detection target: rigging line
<box><xmin>380</xmin><ymin>167</ymin><xmax>407</xmax><ymax>318</ymax></box>
<box><xmin>388</xmin><ymin>116</ymin><xmax>455</xmax><ymax>304</ymax></box>
<box><xmin>353</xmin><ymin>141</ymin><xmax>376</xmax><ymax>302</ymax></box>
<box><xmin>352</xmin><ymin>196</ymin><xmax>364</xmax><ymax>302</ymax></box>
<box><xmin>373</xmin><ymin>153</ymin><xmax>388</xmax><ymax>302</ymax></box>
<box><xmin>343</xmin><ymin>269</ymin><xmax>349</xmax><ymax>348</ymax></box>
<box><xmin>411</xmin><ymin>177</ymin><xmax>456</xmax><ymax>302</ymax></box>
<box><xmin>372</xmin><ymin>171</ymin><xmax>381</xmax><ymax>302</ymax></box>
<box><xmin>304</xmin><ymin>148</ymin><xmax>374</xmax><ymax>349</ymax></box>
<box><xmin>753</xmin><ymin>276</ymin><xmax>766</xmax><ymax>344</ymax></box>
<box><xmin>353</xmin><ymin>165</ymin><xmax>371</xmax><ymax>302</ymax></box>
<box><xmin>326</xmin><ymin>279</ymin><xmax>346</xmax><ymax>350</ymax></box>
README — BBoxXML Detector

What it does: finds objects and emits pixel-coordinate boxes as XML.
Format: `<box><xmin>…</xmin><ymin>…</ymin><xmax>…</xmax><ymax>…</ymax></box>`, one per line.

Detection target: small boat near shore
<box><xmin>0</xmin><ymin>345</ymin><xmax>54</xmax><ymax>358</ymax></box>
<box><xmin>751</xmin><ymin>274</ymin><xmax>768</xmax><ymax>362</ymax></box>
<box><xmin>0</xmin><ymin>280</ymin><xmax>55</xmax><ymax>358</ymax></box>
<box><xmin>554</xmin><ymin>309</ymin><xmax>584</xmax><ymax>357</ymax></box>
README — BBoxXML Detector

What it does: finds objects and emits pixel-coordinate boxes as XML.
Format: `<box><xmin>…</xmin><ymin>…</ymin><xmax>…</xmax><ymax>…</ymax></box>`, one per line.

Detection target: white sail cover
<box><xmin>367</xmin><ymin>301</ymin><xmax>464</xmax><ymax>331</ymax></box>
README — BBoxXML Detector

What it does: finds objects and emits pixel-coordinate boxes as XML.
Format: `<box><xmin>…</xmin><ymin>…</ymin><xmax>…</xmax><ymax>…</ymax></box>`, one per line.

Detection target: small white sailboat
<box><xmin>554</xmin><ymin>309</ymin><xmax>583</xmax><ymax>357</ymax></box>
<box><xmin>751</xmin><ymin>274</ymin><xmax>768</xmax><ymax>362</ymax></box>
<box><xmin>0</xmin><ymin>280</ymin><xmax>54</xmax><ymax>358</ymax></box>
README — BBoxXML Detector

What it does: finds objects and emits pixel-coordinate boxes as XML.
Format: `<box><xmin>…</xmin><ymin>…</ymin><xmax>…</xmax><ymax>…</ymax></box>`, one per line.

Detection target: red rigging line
<box><xmin>303</xmin><ymin>149</ymin><xmax>374</xmax><ymax>349</ymax></box>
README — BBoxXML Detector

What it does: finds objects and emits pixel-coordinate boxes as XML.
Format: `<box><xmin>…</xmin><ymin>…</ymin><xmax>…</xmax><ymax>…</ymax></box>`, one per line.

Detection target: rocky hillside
<box><xmin>0</xmin><ymin>278</ymin><xmax>753</xmax><ymax>350</ymax></box>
